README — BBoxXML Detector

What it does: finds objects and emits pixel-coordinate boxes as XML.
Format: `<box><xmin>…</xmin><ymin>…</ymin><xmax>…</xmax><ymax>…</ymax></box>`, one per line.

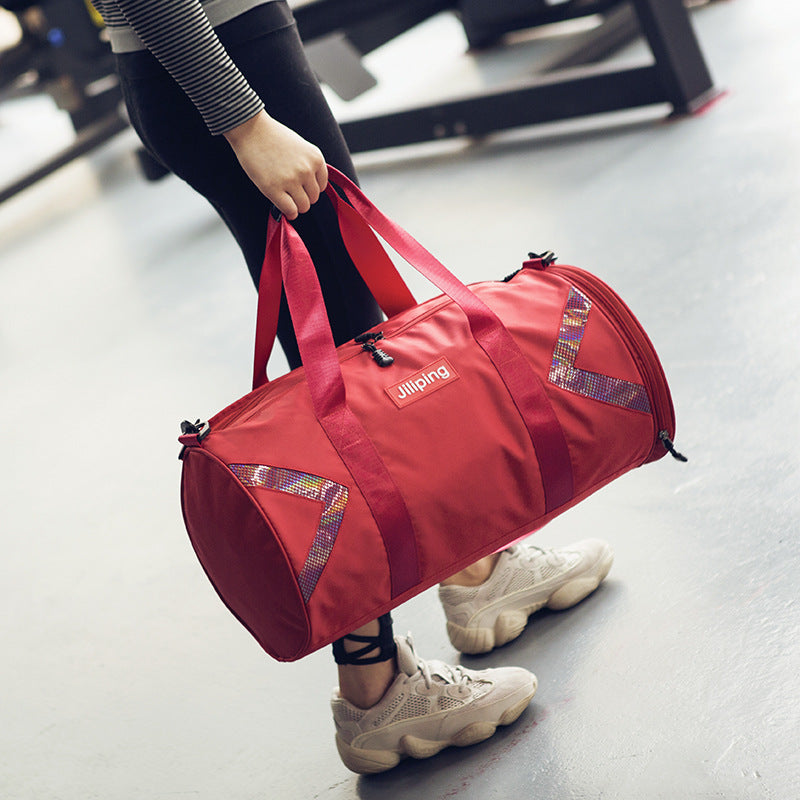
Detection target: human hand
<box><xmin>223</xmin><ymin>110</ymin><xmax>328</xmax><ymax>219</ymax></box>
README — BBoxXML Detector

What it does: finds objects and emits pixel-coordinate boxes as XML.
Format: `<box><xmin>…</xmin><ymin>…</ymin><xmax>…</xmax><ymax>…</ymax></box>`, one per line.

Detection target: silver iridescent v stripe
<box><xmin>549</xmin><ymin>287</ymin><xmax>651</xmax><ymax>413</ymax></box>
<box><xmin>228</xmin><ymin>464</ymin><xmax>348</xmax><ymax>603</ymax></box>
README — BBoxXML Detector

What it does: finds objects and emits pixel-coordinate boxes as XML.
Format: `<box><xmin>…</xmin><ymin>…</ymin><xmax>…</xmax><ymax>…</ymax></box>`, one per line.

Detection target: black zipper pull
<box><xmin>354</xmin><ymin>331</ymin><xmax>394</xmax><ymax>367</ymax></box>
<box><xmin>659</xmin><ymin>431</ymin><xmax>688</xmax><ymax>462</ymax></box>
<box><xmin>528</xmin><ymin>250</ymin><xmax>557</xmax><ymax>265</ymax></box>
<box><xmin>180</xmin><ymin>419</ymin><xmax>206</xmax><ymax>436</ymax></box>
<box><xmin>527</xmin><ymin>250</ymin><xmax>557</xmax><ymax>267</ymax></box>
<box><xmin>178</xmin><ymin>420</ymin><xmax>210</xmax><ymax>460</ymax></box>
<box><xmin>370</xmin><ymin>347</ymin><xmax>394</xmax><ymax>367</ymax></box>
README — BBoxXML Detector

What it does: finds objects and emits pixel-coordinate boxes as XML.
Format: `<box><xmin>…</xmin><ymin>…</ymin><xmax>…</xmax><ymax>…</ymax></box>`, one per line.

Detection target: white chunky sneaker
<box><xmin>439</xmin><ymin>539</ymin><xmax>614</xmax><ymax>655</ymax></box>
<box><xmin>330</xmin><ymin>634</ymin><xmax>537</xmax><ymax>774</ymax></box>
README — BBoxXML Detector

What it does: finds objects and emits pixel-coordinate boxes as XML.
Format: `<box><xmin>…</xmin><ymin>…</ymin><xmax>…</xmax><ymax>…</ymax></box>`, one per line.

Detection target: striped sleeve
<box><xmin>114</xmin><ymin>0</ymin><xmax>264</xmax><ymax>135</ymax></box>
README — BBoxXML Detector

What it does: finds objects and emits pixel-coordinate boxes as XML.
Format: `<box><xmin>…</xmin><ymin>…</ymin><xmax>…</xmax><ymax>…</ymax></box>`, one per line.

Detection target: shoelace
<box><xmin>509</xmin><ymin>544</ymin><xmax>566</xmax><ymax>568</ymax></box>
<box><xmin>508</xmin><ymin>544</ymin><xmax>544</xmax><ymax>562</ymax></box>
<box><xmin>415</xmin><ymin>654</ymin><xmax>471</xmax><ymax>691</ymax></box>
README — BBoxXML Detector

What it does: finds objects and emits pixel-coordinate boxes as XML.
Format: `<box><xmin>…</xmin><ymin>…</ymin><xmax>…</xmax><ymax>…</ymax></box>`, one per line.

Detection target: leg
<box><xmin>441</xmin><ymin>552</ymin><xmax>500</xmax><ymax>587</ymax></box>
<box><xmin>331</xmin><ymin>630</ymin><xmax>537</xmax><ymax>774</ymax></box>
<box><xmin>226</xmin><ymin>14</ymin><xmax>382</xmax><ymax>364</ymax></box>
<box><xmin>115</xmin><ymin>4</ymin><xmax>381</xmax><ymax>369</ymax></box>
<box><xmin>333</xmin><ymin>615</ymin><xmax>397</xmax><ymax>709</ymax></box>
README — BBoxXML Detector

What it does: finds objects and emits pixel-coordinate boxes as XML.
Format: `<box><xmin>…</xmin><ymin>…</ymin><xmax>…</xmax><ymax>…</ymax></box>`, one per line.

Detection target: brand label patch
<box><xmin>386</xmin><ymin>357</ymin><xmax>459</xmax><ymax>408</ymax></box>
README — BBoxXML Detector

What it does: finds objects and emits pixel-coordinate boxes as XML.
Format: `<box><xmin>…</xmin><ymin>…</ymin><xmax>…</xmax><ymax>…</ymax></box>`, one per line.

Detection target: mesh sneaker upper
<box><xmin>438</xmin><ymin>539</ymin><xmax>611</xmax><ymax>630</ymax></box>
<box><xmin>331</xmin><ymin>635</ymin><xmax>536</xmax><ymax>749</ymax></box>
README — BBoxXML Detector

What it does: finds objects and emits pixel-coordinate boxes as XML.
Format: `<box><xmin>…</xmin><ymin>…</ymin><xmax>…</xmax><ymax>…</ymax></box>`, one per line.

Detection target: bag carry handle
<box><xmin>253</xmin><ymin>168</ymin><xmax>574</xmax><ymax>596</ymax></box>
<box><xmin>252</xmin><ymin>186</ymin><xmax>417</xmax><ymax>388</ymax></box>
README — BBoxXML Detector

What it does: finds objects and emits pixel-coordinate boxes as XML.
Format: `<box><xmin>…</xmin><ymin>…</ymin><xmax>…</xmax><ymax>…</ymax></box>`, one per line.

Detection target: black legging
<box><xmin>115</xmin><ymin>1</ymin><xmax>382</xmax><ymax>369</ymax></box>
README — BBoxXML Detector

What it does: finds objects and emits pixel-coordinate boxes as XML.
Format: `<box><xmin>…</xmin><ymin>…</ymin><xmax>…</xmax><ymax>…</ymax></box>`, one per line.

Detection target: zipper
<box><xmin>206</xmin><ymin>296</ymin><xmax>454</xmax><ymax>431</ymax></box>
<box><xmin>349</xmin><ymin>295</ymin><xmax>454</xmax><ymax>363</ymax></box>
<box><xmin>350</xmin><ymin>281</ymin><xmax>518</xmax><ymax>367</ymax></box>
<box><xmin>545</xmin><ymin>263</ymin><xmax>684</xmax><ymax>464</ymax></box>
<box><xmin>206</xmin><ymin>262</ymin><xmax>684</xmax><ymax>466</ymax></box>
<box><xmin>354</xmin><ymin>331</ymin><xmax>394</xmax><ymax>367</ymax></box>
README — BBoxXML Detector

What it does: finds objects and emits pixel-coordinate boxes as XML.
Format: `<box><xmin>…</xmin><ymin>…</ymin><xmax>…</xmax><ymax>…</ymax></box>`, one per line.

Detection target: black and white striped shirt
<box><xmin>94</xmin><ymin>0</ymin><xmax>277</xmax><ymax>135</ymax></box>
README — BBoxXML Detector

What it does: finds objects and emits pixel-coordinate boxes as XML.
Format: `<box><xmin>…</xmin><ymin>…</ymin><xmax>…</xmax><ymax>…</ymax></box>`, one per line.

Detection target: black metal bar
<box><xmin>541</xmin><ymin>3</ymin><xmax>642</xmax><ymax>72</ymax></box>
<box><xmin>0</xmin><ymin>111</ymin><xmax>128</xmax><ymax>205</ymax></box>
<box><xmin>631</xmin><ymin>0</ymin><xmax>715</xmax><ymax>112</ymax></box>
<box><xmin>341</xmin><ymin>64</ymin><xmax>665</xmax><ymax>152</ymax></box>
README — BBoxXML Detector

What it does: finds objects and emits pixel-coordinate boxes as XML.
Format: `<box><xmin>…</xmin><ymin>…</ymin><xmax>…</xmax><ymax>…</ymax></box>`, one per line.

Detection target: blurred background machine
<box><xmin>0</xmin><ymin>0</ymin><xmax>129</xmax><ymax>202</ymax></box>
<box><xmin>0</xmin><ymin>0</ymin><xmax>718</xmax><ymax>203</ymax></box>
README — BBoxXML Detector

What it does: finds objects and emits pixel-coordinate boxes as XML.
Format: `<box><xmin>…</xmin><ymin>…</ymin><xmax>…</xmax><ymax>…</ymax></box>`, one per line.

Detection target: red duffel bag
<box><xmin>178</xmin><ymin>167</ymin><xmax>684</xmax><ymax>662</ymax></box>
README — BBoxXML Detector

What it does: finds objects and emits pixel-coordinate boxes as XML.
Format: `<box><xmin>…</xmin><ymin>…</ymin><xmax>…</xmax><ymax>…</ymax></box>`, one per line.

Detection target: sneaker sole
<box><xmin>334</xmin><ymin>687</ymin><xmax>536</xmax><ymax>775</ymax></box>
<box><xmin>448</xmin><ymin>546</ymin><xmax>614</xmax><ymax>655</ymax></box>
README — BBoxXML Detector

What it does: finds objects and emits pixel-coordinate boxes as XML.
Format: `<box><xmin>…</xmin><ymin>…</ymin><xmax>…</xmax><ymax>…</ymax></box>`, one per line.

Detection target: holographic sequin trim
<box><xmin>228</xmin><ymin>464</ymin><xmax>348</xmax><ymax>604</ymax></box>
<box><xmin>549</xmin><ymin>287</ymin><xmax>651</xmax><ymax>413</ymax></box>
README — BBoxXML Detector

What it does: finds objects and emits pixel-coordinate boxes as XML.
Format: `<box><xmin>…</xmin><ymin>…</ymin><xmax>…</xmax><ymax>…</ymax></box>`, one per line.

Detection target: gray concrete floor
<box><xmin>2</xmin><ymin>2</ymin><xmax>799</xmax><ymax>798</ymax></box>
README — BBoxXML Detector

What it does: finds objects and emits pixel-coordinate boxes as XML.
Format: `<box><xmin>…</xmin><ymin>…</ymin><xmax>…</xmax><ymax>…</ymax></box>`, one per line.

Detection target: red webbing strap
<box><xmin>252</xmin><ymin>217</ymin><xmax>284</xmax><ymax>390</ymax></box>
<box><xmin>326</xmin><ymin>167</ymin><xmax>574</xmax><ymax>510</ymax></box>
<box><xmin>334</xmin><ymin>197</ymin><xmax>417</xmax><ymax>318</ymax></box>
<box><xmin>253</xmin><ymin>204</ymin><xmax>416</xmax><ymax>389</ymax></box>
<box><xmin>278</xmin><ymin>220</ymin><xmax>420</xmax><ymax>597</ymax></box>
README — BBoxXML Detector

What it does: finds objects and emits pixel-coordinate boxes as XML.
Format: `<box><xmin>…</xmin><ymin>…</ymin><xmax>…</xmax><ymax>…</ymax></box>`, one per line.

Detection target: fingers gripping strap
<box><xmin>332</xmin><ymin>613</ymin><xmax>396</xmax><ymax>666</ymax></box>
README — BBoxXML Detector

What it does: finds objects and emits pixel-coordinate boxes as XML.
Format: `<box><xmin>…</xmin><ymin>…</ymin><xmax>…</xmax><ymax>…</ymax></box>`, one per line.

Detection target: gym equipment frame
<box><xmin>298</xmin><ymin>0</ymin><xmax>720</xmax><ymax>153</ymax></box>
<box><xmin>0</xmin><ymin>0</ymin><xmax>718</xmax><ymax>204</ymax></box>
<box><xmin>0</xmin><ymin>0</ymin><xmax>126</xmax><ymax>204</ymax></box>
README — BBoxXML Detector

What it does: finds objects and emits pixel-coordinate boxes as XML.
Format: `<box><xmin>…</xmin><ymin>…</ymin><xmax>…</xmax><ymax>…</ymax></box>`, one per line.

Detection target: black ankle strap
<box><xmin>332</xmin><ymin>613</ymin><xmax>396</xmax><ymax>666</ymax></box>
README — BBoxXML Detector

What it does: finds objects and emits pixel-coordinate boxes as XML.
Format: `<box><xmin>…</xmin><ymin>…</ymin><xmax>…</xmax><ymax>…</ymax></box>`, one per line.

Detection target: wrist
<box><xmin>222</xmin><ymin>108</ymin><xmax>270</xmax><ymax>145</ymax></box>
